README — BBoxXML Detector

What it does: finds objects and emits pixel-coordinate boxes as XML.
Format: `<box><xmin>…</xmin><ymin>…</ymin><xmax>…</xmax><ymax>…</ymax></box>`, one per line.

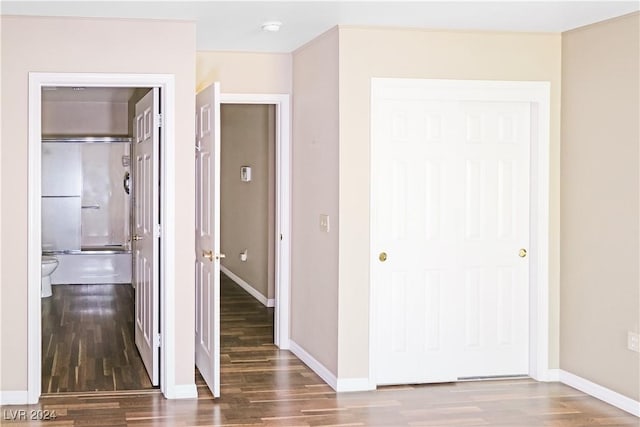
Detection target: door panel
<box><xmin>132</xmin><ymin>88</ymin><xmax>160</xmax><ymax>386</ymax></box>
<box><xmin>372</xmin><ymin>95</ymin><xmax>530</xmax><ymax>385</ymax></box>
<box><xmin>195</xmin><ymin>82</ymin><xmax>221</xmax><ymax>398</ymax></box>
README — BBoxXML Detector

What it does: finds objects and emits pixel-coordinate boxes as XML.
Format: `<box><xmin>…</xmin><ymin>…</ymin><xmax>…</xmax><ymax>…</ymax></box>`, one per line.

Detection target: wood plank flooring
<box><xmin>2</xmin><ymin>274</ymin><xmax>636</xmax><ymax>425</ymax></box>
<box><xmin>41</xmin><ymin>284</ymin><xmax>153</xmax><ymax>393</ymax></box>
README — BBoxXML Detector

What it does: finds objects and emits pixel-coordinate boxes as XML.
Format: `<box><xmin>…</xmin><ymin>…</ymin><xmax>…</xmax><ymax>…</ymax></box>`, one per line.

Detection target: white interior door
<box><xmin>132</xmin><ymin>88</ymin><xmax>160</xmax><ymax>386</ymax></box>
<box><xmin>372</xmin><ymin>84</ymin><xmax>530</xmax><ymax>385</ymax></box>
<box><xmin>195</xmin><ymin>82</ymin><xmax>221</xmax><ymax>398</ymax></box>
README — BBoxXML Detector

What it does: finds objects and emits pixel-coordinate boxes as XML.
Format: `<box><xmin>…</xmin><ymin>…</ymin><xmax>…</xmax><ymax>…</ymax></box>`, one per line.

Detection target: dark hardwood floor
<box><xmin>41</xmin><ymin>284</ymin><xmax>153</xmax><ymax>393</ymax></box>
<box><xmin>2</xmin><ymin>275</ymin><xmax>636</xmax><ymax>425</ymax></box>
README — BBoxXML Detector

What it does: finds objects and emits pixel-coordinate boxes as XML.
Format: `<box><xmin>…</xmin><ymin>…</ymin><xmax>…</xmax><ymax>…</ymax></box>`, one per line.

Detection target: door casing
<box><xmin>368</xmin><ymin>78</ymin><xmax>552</xmax><ymax>389</ymax></box>
<box><xmin>27</xmin><ymin>72</ymin><xmax>183</xmax><ymax>402</ymax></box>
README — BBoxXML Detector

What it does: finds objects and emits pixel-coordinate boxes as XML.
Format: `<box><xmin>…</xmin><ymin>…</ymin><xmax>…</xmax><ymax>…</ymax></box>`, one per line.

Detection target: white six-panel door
<box><xmin>372</xmin><ymin>83</ymin><xmax>531</xmax><ymax>385</ymax></box>
<box><xmin>133</xmin><ymin>88</ymin><xmax>160</xmax><ymax>386</ymax></box>
<box><xmin>195</xmin><ymin>82</ymin><xmax>222</xmax><ymax>398</ymax></box>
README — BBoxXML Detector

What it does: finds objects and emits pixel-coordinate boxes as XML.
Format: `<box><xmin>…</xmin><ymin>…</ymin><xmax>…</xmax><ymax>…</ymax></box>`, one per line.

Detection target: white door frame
<box><xmin>218</xmin><ymin>93</ymin><xmax>291</xmax><ymax>349</ymax></box>
<box><xmin>369</xmin><ymin>78</ymin><xmax>552</xmax><ymax>388</ymax></box>
<box><xmin>27</xmin><ymin>72</ymin><xmax>178</xmax><ymax>402</ymax></box>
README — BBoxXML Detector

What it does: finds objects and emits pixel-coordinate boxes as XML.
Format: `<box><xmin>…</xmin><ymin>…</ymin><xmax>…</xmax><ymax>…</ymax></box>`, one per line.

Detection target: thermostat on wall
<box><xmin>240</xmin><ymin>166</ymin><xmax>252</xmax><ymax>182</ymax></box>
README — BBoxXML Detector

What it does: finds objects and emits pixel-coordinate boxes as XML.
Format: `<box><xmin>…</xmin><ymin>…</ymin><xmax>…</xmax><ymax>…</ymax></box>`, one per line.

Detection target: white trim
<box><xmin>289</xmin><ymin>340</ymin><xmax>338</xmax><ymax>391</ymax></box>
<box><xmin>221</xmin><ymin>265</ymin><xmax>274</xmax><ymax>307</ymax></box>
<box><xmin>288</xmin><ymin>341</ymin><xmax>375</xmax><ymax>393</ymax></box>
<box><xmin>27</xmin><ymin>72</ymin><xmax>183</xmax><ymax>403</ymax></box>
<box><xmin>559</xmin><ymin>370</ymin><xmax>640</xmax><ymax>417</ymax></box>
<box><xmin>336</xmin><ymin>378</ymin><xmax>376</xmax><ymax>393</ymax></box>
<box><xmin>369</xmin><ymin>78</ymin><xmax>551</xmax><ymax>389</ymax></box>
<box><xmin>164</xmin><ymin>384</ymin><xmax>198</xmax><ymax>400</ymax></box>
<box><xmin>545</xmin><ymin>368</ymin><xmax>561</xmax><ymax>382</ymax></box>
<box><xmin>0</xmin><ymin>391</ymin><xmax>29</xmax><ymax>405</ymax></box>
<box><xmin>219</xmin><ymin>93</ymin><xmax>291</xmax><ymax>350</ymax></box>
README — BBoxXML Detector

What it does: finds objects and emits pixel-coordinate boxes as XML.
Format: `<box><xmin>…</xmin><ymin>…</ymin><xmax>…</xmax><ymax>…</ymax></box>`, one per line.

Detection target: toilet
<box><xmin>41</xmin><ymin>255</ymin><xmax>59</xmax><ymax>298</ymax></box>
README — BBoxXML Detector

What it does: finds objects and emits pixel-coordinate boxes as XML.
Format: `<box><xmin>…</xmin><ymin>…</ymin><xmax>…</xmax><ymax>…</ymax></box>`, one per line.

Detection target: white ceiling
<box><xmin>2</xmin><ymin>1</ymin><xmax>638</xmax><ymax>52</ymax></box>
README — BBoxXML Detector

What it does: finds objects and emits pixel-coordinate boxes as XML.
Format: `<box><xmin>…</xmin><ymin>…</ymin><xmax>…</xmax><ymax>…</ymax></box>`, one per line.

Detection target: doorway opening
<box><xmin>219</xmin><ymin>94</ymin><xmax>291</xmax><ymax>352</ymax></box>
<box><xmin>217</xmin><ymin>102</ymin><xmax>277</xmax><ymax>389</ymax></box>
<box><xmin>40</xmin><ymin>87</ymin><xmax>157</xmax><ymax>394</ymax></box>
<box><xmin>194</xmin><ymin>88</ymin><xmax>291</xmax><ymax>398</ymax></box>
<box><xmin>28</xmin><ymin>73</ymin><xmax>178</xmax><ymax>403</ymax></box>
<box><xmin>220</xmin><ymin>104</ymin><xmax>276</xmax><ymax>303</ymax></box>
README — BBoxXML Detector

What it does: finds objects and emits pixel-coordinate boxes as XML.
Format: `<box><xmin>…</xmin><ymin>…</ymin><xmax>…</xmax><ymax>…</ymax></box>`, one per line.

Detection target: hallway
<box><xmin>213</xmin><ymin>274</ymin><xmax>319</xmax><ymax>398</ymax></box>
<box><xmin>6</xmin><ymin>275</ymin><xmax>636</xmax><ymax>425</ymax></box>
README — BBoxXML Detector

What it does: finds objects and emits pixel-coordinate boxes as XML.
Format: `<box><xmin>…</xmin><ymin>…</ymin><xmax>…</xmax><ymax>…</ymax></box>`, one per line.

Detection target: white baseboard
<box><xmin>336</xmin><ymin>377</ymin><xmax>375</xmax><ymax>392</ymax></box>
<box><xmin>559</xmin><ymin>370</ymin><xmax>640</xmax><ymax>417</ymax></box>
<box><xmin>289</xmin><ymin>339</ymin><xmax>338</xmax><ymax>391</ymax></box>
<box><xmin>288</xmin><ymin>340</ymin><xmax>373</xmax><ymax>393</ymax></box>
<box><xmin>0</xmin><ymin>390</ymin><xmax>29</xmax><ymax>405</ymax></box>
<box><xmin>165</xmin><ymin>383</ymin><xmax>198</xmax><ymax>399</ymax></box>
<box><xmin>545</xmin><ymin>368</ymin><xmax>560</xmax><ymax>382</ymax></box>
<box><xmin>221</xmin><ymin>266</ymin><xmax>274</xmax><ymax>307</ymax></box>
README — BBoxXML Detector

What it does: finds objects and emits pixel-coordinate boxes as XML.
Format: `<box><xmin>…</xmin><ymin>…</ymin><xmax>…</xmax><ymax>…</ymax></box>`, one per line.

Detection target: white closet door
<box><xmin>372</xmin><ymin>84</ymin><xmax>531</xmax><ymax>385</ymax></box>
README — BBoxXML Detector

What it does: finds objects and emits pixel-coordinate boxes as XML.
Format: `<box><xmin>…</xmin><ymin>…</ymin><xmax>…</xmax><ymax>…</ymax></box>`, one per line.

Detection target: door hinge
<box><xmin>156</xmin><ymin>113</ymin><xmax>163</xmax><ymax>128</ymax></box>
<box><xmin>154</xmin><ymin>333</ymin><xmax>162</xmax><ymax>348</ymax></box>
<box><xmin>154</xmin><ymin>224</ymin><xmax>162</xmax><ymax>238</ymax></box>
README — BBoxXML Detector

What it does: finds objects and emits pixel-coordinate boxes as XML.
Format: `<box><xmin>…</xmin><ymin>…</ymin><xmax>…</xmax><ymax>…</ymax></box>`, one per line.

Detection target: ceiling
<box><xmin>2</xmin><ymin>1</ymin><xmax>638</xmax><ymax>52</ymax></box>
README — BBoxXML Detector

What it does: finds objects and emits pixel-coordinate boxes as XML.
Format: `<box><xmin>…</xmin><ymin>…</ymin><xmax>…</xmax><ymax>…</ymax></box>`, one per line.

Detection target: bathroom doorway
<box><xmin>40</xmin><ymin>87</ymin><xmax>157</xmax><ymax>393</ymax></box>
<box><xmin>27</xmin><ymin>73</ymin><xmax>178</xmax><ymax>402</ymax></box>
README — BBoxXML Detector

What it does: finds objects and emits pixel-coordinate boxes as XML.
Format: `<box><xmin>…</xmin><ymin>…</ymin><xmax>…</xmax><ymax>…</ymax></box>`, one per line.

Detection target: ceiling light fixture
<box><xmin>262</xmin><ymin>21</ymin><xmax>282</xmax><ymax>32</ymax></box>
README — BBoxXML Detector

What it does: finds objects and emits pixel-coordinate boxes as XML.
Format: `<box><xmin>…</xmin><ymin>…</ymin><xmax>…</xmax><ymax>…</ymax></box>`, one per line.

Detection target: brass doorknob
<box><xmin>379</xmin><ymin>252</ymin><xmax>388</xmax><ymax>262</ymax></box>
<box><xmin>203</xmin><ymin>250</ymin><xmax>214</xmax><ymax>261</ymax></box>
<box><xmin>519</xmin><ymin>248</ymin><xmax>527</xmax><ymax>258</ymax></box>
<box><xmin>132</xmin><ymin>235</ymin><xmax>142</xmax><ymax>241</ymax></box>
<box><xmin>215</xmin><ymin>253</ymin><xmax>226</xmax><ymax>260</ymax></box>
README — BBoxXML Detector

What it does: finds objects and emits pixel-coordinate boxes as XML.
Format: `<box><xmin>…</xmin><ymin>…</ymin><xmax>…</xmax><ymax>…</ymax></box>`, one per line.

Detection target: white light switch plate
<box><xmin>319</xmin><ymin>214</ymin><xmax>330</xmax><ymax>233</ymax></box>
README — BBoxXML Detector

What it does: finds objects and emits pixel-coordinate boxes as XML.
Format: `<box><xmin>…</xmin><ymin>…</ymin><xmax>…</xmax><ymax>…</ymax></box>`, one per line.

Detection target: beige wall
<box><xmin>291</xmin><ymin>28</ymin><xmax>340</xmax><ymax>374</ymax></box>
<box><xmin>220</xmin><ymin>104</ymin><xmax>275</xmax><ymax>300</ymax></box>
<box><xmin>197</xmin><ymin>51</ymin><xmax>291</xmax><ymax>94</ymax></box>
<box><xmin>337</xmin><ymin>27</ymin><xmax>562</xmax><ymax>378</ymax></box>
<box><xmin>0</xmin><ymin>16</ymin><xmax>196</xmax><ymax>392</ymax></box>
<box><xmin>561</xmin><ymin>13</ymin><xmax>640</xmax><ymax>401</ymax></box>
<box><xmin>42</xmin><ymin>101</ymin><xmax>129</xmax><ymax>135</ymax></box>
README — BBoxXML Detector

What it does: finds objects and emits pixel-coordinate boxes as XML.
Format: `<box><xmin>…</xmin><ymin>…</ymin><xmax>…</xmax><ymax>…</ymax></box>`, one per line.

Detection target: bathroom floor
<box><xmin>41</xmin><ymin>284</ymin><xmax>154</xmax><ymax>393</ymax></box>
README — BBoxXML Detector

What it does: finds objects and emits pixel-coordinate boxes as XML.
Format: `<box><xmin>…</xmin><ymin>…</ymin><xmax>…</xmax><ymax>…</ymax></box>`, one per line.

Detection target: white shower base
<box><xmin>48</xmin><ymin>247</ymin><xmax>131</xmax><ymax>285</ymax></box>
